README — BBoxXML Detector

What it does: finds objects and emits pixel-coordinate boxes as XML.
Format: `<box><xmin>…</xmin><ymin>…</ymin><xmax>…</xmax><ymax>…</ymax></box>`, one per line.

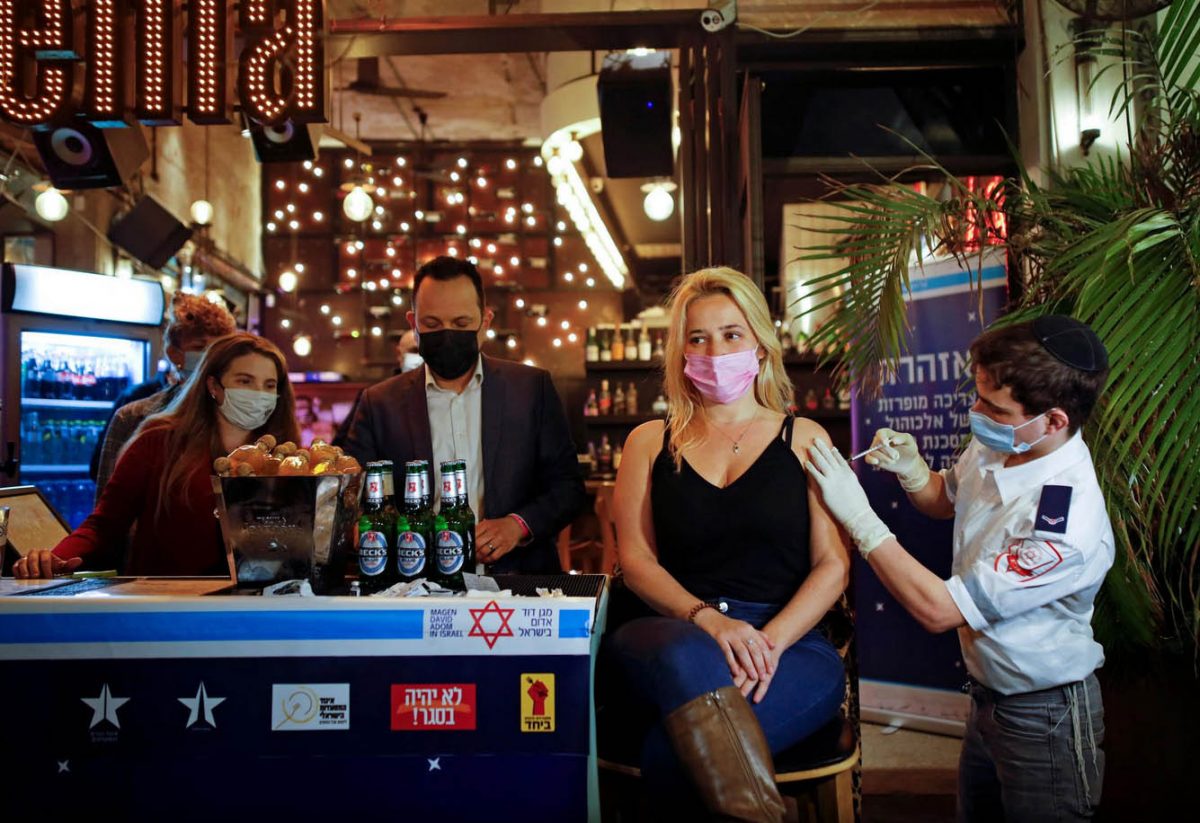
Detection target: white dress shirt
<box><xmin>941</xmin><ymin>432</ymin><xmax>1115</xmax><ymax>695</ymax></box>
<box><xmin>425</xmin><ymin>357</ymin><xmax>485</xmax><ymax>519</ymax></box>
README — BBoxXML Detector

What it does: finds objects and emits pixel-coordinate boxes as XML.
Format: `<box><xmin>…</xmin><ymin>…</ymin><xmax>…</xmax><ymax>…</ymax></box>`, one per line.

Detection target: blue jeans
<box><xmin>958</xmin><ymin>673</ymin><xmax>1105</xmax><ymax>823</ymax></box>
<box><xmin>602</xmin><ymin>597</ymin><xmax>845</xmax><ymax>788</ymax></box>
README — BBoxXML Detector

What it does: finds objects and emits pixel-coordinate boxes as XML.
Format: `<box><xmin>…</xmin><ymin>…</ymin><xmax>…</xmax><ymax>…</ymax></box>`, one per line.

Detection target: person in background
<box><xmin>602</xmin><ymin>267</ymin><xmax>849</xmax><ymax>820</ymax></box>
<box><xmin>92</xmin><ymin>291</ymin><xmax>237</xmax><ymax>498</ymax></box>
<box><xmin>14</xmin><ymin>333</ymin><xmax>300</xmax><ymax>578</ymax></box>
<box><xmin>342</xmin><ymin>256</ymin><xmax>585</xmax><ymax>573</ymax></box>
<box><xmin>806</xmin><ymin>316</ymin><xmax>1113</xmax><ymax>823</ymax></box>
<box><xmin>329</xmin><ymin>330</ymin><xmax>422</xmax><ymax>449</ymax></box>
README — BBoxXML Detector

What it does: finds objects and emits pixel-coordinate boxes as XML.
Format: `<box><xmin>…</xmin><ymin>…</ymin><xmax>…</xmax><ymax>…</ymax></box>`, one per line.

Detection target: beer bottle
<box><xmin>378</xmin><ymin>459</ymin><xmax>398</xmax><ymax>517</ymax></box>
<box><xmin>433</xmin><ymin>514</ymin><xmax>466</xmax><ymax>590</ymax></box>
<box><xmin>452</xmin><ymin>460</ymin><xmax>477</xmax><ymax>568</ymax></box>
<box><xmin>438</xmin><ymin>460</ymin><xmax>458</xmax><ymax>516</ymax></box>
<box><xmin>414</xmin><ymin>459</ymin><xmax>432</xmax><ymax>510</ymax></box>
<box><xmin>395</xmin><ymin>514</ymin><xmax>429</xmax><ymax>583</ymax></box>
<box><xmin>357</xmin><ymin>464</ymin><xmax>397</xmax><ymax>593</ymax></box>
<box><xmin>403</xmin><ymin>461</ymin><xmax>435</xmax><ymax>567</ymax></box>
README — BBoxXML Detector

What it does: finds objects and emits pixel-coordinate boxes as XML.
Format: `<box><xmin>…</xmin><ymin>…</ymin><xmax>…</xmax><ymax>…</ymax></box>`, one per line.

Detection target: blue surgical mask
<box><xmin>969</xmin><ymin>411</ymin><xmax>1048</xmax><ymax>454</ymax></box>
<box><xmin>217</xmin><ymin>387</ymin><xmax>278</xmax><ymax>431</ymax></box>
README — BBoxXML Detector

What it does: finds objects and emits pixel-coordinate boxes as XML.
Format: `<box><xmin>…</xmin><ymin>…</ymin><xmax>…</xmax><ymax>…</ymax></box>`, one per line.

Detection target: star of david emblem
<box><xmin>468</xmin><ymin>600</ymin><xmax>515</xmax><ymax>649</ymax></box>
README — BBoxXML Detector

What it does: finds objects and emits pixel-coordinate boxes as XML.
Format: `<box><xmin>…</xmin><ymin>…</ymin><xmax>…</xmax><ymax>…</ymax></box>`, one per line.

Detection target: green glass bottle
<box><xmin>451</xmin><ymin>460</ymin><xmax>477</xmax><ymax>571</ymax></box>
<box><xmin>433</xmin><ymin>514</ymin><xmax>466</xmax><ymax>590</ymax></box>
<box><xmin>357</xmin><ymin>463</ymin><xmax>397</xmax><ymax>593</ymax></box>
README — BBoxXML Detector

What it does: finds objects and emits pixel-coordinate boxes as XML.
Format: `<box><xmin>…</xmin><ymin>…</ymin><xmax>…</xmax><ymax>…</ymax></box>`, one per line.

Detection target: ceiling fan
<box><xmin>337</xmin><ymin>57</ymin><xmax>447</xmax><ymax>100</ymax></box>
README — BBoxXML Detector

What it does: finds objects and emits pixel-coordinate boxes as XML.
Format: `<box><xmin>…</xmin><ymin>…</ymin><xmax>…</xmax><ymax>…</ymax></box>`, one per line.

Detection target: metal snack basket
<box><xmin>211</xmin><ymin>473</ymin><xmax>361</xmax><ymax>593</ymax></box>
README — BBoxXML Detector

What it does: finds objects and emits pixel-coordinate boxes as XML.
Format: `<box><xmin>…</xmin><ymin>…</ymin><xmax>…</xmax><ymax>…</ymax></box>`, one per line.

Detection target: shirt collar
<box><xmin>988</xmin><ymin>430</ymin><xmax>1090</xmax><ymax>505</ymax></box>
<box><xmin>424</xmin><ymin>356</ymin><xmax>484</xmax><ymax>393</ymax></box>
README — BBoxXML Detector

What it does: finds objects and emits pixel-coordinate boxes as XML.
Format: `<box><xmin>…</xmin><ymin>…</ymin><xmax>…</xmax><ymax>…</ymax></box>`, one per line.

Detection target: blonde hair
<box><xmin>663</xmin><ymin>267</ymin><xmax>792</xmax><ymax>468</ymax></box>
<box><xmin>164</xmin><ymin>291</ymin><xmax>236</xmax><ymax>349</ymax></box>
<box><xmin>136</xmin><ymin>333</ymin><xmax>301</xmax><ymax>524</ymax></box>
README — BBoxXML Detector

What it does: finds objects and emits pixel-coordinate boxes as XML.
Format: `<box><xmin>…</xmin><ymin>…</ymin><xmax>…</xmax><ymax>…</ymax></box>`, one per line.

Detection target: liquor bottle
<box><xmin>613</xmin><ymin>446</ymin><xmax>623</xmax><ymax>471</ymax></box>
<box><xmin>822</xmin><ymin>388</ymin><xmax>836</xmax><ymax>411</ymax></box>
<box><xmin>638</xmin><ymin>326</ymin><xmax>652</xmax><ymax>361</ymax></box>
<box><xmin>611</xmin><ymin>325</ymin><xmax>625</xmax><ymax>361</ymax></box>
<box><xmin>598</xmin><ymin>379</ymin><xmax>612</xmax><ymax>415</ymax></box>
<box><xmin>585</xmin><ymin>327</ymin><xmax>600</xmax><ymax>362</ymax></box>
<box><xmin>378</xmin><ymin>458</ymin><xmax>398</xmax><ymax>517</ymax></box>
<box><xmin>652</xmin><ymin>333</ymin><xmax>665</xmax><ymax>360</ymax></box>
<box><xmin>599</xmin><ymin>328</ymin><xmax>612</xmax><ymax>362</ymax></box>
<box><xmin>613</xmin><ymin>382</ymin><xmax>625</xmax><ymax>416</ymax></box>
<box><xmin>357</xmin><ymin>464</ymin><xmax>397</xmax><ymax>593</ymax></box>
<box><xmin>624</xmin><ymin>325</ymin><xmax>637</xmax><ymax>361</ymax></box>
<box><xmin>651</xmin><ymin>393</ymin><xmax>669</xmax><ymax>415</ymax></box>
<box><xmin>598</xmin><ymin>434</ymin><xmax>613</xmax><ymax>476</ymax></box>
<box><xmin>584</xmin><ymin>389</ymin><xmax>599</xmax><ymax>417</ymax></box>
<box><xmin>625</xmin><ymin>382</ymin><xmax>638</xmax><ymax>416</ymax></box>
<box><xmin>452</xmin><ymin>460</ymin><xmax>477</xmax><ymax>571</ymax></box>
<box><xmin>803</xmin><ymin>388</ymin><xmax>819</xmax><ymax>412</ymax></box>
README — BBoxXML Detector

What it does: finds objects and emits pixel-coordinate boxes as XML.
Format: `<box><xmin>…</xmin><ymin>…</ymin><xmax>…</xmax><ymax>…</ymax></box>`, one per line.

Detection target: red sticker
<box><xmin>994</xmin><ymin>539</ymin><xmax>1063</xmax><ymax>582</ymax></box>
<box><xmin>391</xmin><ymin>683</ymin><xmax>476</xmax><ymax>730</ymax></box>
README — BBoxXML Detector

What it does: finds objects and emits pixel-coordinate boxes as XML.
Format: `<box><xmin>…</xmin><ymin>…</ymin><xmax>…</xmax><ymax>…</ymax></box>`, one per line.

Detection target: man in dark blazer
<box><xmin>343</xmin><ymin>256</ymin><xmax>585</xmax><ymax>574</ymax></box>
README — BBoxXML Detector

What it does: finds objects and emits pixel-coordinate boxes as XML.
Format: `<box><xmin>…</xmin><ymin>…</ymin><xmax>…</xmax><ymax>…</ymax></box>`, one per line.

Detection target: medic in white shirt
<box><xmin>806</xmin><ymin>315</ymin><xmax>1113</xmax><ymax>823</ymax></box>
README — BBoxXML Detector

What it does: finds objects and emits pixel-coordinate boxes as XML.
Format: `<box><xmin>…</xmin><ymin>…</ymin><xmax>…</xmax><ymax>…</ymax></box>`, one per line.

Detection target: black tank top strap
<box><xmin>782</xmin><ymin>414</ymin><xmax>796</xmax><ymax>445</ymax></box>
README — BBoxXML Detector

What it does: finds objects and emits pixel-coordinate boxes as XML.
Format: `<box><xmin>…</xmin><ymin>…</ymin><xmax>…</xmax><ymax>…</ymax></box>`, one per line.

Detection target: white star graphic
<box><xmin>875</xmin><ymin>602</ymin><xmax>885</xmax><ymax>612</ymax></box>
<box><xmin>57</xmin><ymin>760</ymin><xmax>70</xmax><ymax>774</ymax></box>
<box><xmin>81</xmin><ymin>684</ymin><xmax>129</xmax><ymax>729</ymax></box>
<box><xmin>179</xmin><ymin>682</ymin><xmax>226</xmax><ymax>728</ymax></box>
<box><xmin>427</xmin><ymin>757</ymin><xmax>441</xmax><ymax>771</ymax></box>
<box><xmin>890</xmin><ymin>501</ymin><xmax>899</xmax><ymax>509</ymax></box>
<box><xmin>968</xmin><ymin>311</ymin><xmax>977</xmax><ymax>323</ymax></box>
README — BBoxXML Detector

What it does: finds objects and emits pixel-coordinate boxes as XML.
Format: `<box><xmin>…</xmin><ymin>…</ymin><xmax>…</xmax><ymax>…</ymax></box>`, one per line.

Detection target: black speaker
<box><xmin>107</xmin><ymin>196</ymin><xmax>193</xmax><ymax>269</ymax></box>
<box><xmin>32</xmin><ymin>119</ymin><xmax>149</xmax><ymax>190</ymax></box>
<box><xmin>249</xmin><ymin>119</ymin><xmax>322</xmax><ymax>164</ymax></box>
<box><xmin>597</xmin><ymin>52</ymin><xmax>674</xmax><ymax>178</ymax></box>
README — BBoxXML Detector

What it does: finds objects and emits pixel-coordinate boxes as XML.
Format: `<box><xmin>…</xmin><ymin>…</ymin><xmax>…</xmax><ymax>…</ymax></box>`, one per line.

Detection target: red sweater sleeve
<box><xmin>53</xmin><ymin>427</ymin><xmax>160</xmax><ymax>566</ymax></box>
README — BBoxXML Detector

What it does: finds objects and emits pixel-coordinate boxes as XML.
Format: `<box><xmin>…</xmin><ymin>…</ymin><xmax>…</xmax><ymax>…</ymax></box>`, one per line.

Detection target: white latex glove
<box><xmin>864</xmin><ymin>428</ymin><xmax>930</xmax><ymax>492</ymax></box>
<box><xmin>806</xmin><ymin>439</ymin><xmax>894</xmax><ymax>556</ymax></box>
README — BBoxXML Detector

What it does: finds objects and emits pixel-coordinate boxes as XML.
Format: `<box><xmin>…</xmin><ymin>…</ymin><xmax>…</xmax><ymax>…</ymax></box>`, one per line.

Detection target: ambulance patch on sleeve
<box><xmin>1035</xmin><ymin>485</ymin><xmax>1072</xmax><ymax>534</ymax></box>
<box><xmin>994</xmin><ymin>538</ymin><xmax>1064</xmax><ymax>582</ymax></box>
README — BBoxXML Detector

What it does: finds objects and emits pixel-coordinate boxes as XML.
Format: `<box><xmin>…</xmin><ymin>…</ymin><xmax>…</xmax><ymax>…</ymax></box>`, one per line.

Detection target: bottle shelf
<box><xmin>585</xmin><ymin>360</ymin><xmax>662</xmax><ymax>372</ymax></box>
<box><xmin>21</xmin><ymin>398</ymin><xmax>115</xmax><ymax>410</ymax></box>
<box><xmin>22</xmin><ymin>464</ymin><xmax>90</xmax><ymax>473</ymax></box>
<box><xmin>583</xmin><ymin>414</ymin><xmax>664</xmax><ymax>426</ymax></box>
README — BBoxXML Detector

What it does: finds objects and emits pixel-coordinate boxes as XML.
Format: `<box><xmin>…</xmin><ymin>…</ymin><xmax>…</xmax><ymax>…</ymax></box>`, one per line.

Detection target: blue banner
<box><xmin>852</xmin><ymin>253</ymin><xmax>1008</xmax><ymax>696</ymax></box>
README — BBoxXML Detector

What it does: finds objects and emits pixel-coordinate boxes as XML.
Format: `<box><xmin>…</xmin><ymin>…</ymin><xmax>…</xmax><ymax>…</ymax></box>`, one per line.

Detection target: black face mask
<box><xmin>418</xmin><ymin>327</ymin><xmax>480</xmax><ymax>380</ymax></box>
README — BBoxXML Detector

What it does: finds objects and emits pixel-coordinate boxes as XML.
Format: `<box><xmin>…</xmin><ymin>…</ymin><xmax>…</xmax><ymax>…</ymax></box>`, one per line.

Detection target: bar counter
<box><xmin>0</xmin><ymin>574</ymin><xmax>608</xmax><ymax>821</ymax></box>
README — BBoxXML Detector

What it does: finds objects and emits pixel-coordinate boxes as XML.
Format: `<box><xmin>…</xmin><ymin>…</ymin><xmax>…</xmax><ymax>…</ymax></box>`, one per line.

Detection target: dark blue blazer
<box><xmin>342</xmin><ymin>356</ymin><xmax>586</xmax><ymax>573</ymax></box>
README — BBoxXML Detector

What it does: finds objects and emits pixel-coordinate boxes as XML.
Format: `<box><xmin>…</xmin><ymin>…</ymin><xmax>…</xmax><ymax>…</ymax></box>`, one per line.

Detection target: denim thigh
<box><xmin>959</xmin><ymin>674</ymin><xmax>1105</xmax><ymax>823</ymax></box>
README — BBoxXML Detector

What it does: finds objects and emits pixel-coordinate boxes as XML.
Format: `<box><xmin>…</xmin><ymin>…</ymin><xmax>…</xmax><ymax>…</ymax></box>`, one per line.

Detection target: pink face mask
<box><xmin>684</xmin><ymin>349</ymin><xmax>760</xmax><ymax>404</ymax></box>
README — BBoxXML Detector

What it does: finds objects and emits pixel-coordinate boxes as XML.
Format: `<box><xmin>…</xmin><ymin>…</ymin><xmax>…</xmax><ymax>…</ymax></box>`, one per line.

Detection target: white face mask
<box><xmin>401</xmin><ymin>352</ymin><xmax>424</xmax><ymax>373</ymax></box>
<box><xmin>217</xmin><ymin>387</ymin><xmax>277</xmax><ymax>431</ymax></box>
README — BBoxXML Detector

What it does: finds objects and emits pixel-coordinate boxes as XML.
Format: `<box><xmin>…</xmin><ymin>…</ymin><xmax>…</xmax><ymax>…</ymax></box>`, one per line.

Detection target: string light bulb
<box><xmin>343</xmin><ymin>185</ymin><xmax>374</xmax><ymax>221</ymax></box>
<box><xmin>190</xmin><ymin>199</ymin><xmax>213</xmax><ymax>225</ymax></box>
<box><xmin>34</xmin><ymin>187</ymin><xmax>69</xmax><ymax>222</ymax></box>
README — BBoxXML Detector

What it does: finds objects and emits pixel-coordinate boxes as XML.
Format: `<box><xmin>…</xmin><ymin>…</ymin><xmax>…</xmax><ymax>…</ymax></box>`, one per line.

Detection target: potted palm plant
<box><xmin>797</xmin><ymin>1</ymin><xmax>1199</xmax><ymax>815</ymax></box>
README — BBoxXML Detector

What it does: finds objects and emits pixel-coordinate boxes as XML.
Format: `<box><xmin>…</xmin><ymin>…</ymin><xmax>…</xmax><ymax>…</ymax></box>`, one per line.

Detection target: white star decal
<box><xmin>81</xmin><ymin>684</ymin><xmax>129</xmax><ymax>729</ymax></box>
<box><xmin>890</xmin><ymin>501</ymin><xmax>899</xmax><ymax>509</ymax></box>
<box><xmin>179</xmin><ymin>682</ymin><xmax>226</xmax><ymax>728</ymax></box>
<box><xmin>427</xmin><ymin>757</ymin><xmax>441</xmax><ymax>771</ymax></box>
<box><xmin>968</xmin><ymin>311</ymin><xmax>977</xmax><ymax>323</ymax></box>
<box><xmin>875</xmin><ymin>602</ymin><xmax>885</xmax><ymax>612</ymax></box>
<box><xmin>57</xmin><ymin>760</ymin><xmax>70</xmax><ymax>774</ymax></box>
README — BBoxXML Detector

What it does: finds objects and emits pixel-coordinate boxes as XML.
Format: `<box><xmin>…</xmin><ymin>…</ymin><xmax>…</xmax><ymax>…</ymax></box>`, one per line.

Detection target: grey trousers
<box><xmin>958</xmin><ymin>673</ymin><xmax>1105</xmax><ymax>823</ymax></box>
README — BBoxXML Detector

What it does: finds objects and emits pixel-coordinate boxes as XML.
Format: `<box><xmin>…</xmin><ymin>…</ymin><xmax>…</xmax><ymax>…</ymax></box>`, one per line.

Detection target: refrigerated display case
<box><xmin>1</xmin><ymin>264</ymin><xmax>164</xmax><ymax>529</ymax></box>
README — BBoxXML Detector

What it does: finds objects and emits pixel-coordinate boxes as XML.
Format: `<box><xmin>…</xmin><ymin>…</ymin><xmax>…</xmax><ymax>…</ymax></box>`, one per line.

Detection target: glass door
<box><xmin>18</xmin><ymin>330</ymin><xmax>149</xmax><ymax>527</ymax></box>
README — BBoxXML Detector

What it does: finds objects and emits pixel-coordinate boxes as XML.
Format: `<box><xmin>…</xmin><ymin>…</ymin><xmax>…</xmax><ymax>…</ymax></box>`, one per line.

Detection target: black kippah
<box><xmin>1032</xmin><ymin>315</ymin><xmax>1108</xmax><ymax>373</ymax></box>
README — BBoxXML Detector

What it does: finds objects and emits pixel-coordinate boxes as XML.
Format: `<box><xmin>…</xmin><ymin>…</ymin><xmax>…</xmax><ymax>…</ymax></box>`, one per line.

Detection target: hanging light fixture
<box><xmin>278</xmin><ymin>270</ymin><xmax>298</xmax><ymax>292</ymax></box>
<box><xmin>341</xmin><ymin>112</ymin><xmax>374</xmax><ymax>222</ymax></box>
<box><xmin>641</xmin><ymin>180</ymin><xmax>677</xmax><ymax>222</ymax></box>
<box><xmin>190</xmin><ymin>129</ymin><xmax>214</xmax><ymax>225</ymax></box>
<box><xmin>34</xmin><ymin>186</ymin><xmax>69</xmax><ymax>222</ymax></box>
<box><xmin>292</xmin><ymin>335</ymin><xmax>313</xmax><ymax>357</ymax></box>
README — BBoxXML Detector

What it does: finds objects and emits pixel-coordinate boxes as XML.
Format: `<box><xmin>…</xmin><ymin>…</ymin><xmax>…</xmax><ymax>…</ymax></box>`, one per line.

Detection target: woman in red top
<box><xmin>15</xmin><ymin>333</ymin><xmax>301</xmax><ymax>578</ymax></box>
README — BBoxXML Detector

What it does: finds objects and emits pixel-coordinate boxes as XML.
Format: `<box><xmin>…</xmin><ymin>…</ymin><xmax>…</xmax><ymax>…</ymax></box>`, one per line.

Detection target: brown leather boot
<box><xmin>662</xmin><ymin>686</ymin><xmax>787</xmax><ymax>822</ymax></box>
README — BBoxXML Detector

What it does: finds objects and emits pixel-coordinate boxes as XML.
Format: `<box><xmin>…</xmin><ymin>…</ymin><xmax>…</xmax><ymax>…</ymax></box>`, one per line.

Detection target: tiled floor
<box><xmin>860</xmin><ymin>722</ymin><xmax>960</xmax><ymax>823</ymax></box>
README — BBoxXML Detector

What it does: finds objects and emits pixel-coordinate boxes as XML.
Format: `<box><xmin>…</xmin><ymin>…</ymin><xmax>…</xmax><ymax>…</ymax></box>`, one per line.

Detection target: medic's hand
<box><xmin>806</xmin><ymin>439</ymin><xmax>894</xmax><ymax>556</ymax></box>
<box><xmin>864</xmin><ymin>428</ymin><xmax>930</xmax><ymax>492</ymax></box>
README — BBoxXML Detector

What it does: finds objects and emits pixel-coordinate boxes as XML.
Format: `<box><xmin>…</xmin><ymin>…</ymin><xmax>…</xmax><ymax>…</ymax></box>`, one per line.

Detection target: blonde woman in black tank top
<box><xmin>601</xmin><ymin>267</ymin><xmax>850</xmax><ymax>821</ymax></box>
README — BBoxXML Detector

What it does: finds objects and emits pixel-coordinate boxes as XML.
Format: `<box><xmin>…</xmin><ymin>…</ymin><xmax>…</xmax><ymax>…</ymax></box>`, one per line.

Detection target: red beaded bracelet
<box><xmin>686</xmin><ymin>601</ymin><xmax>718</xmax><ymax>623</ymax></box>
